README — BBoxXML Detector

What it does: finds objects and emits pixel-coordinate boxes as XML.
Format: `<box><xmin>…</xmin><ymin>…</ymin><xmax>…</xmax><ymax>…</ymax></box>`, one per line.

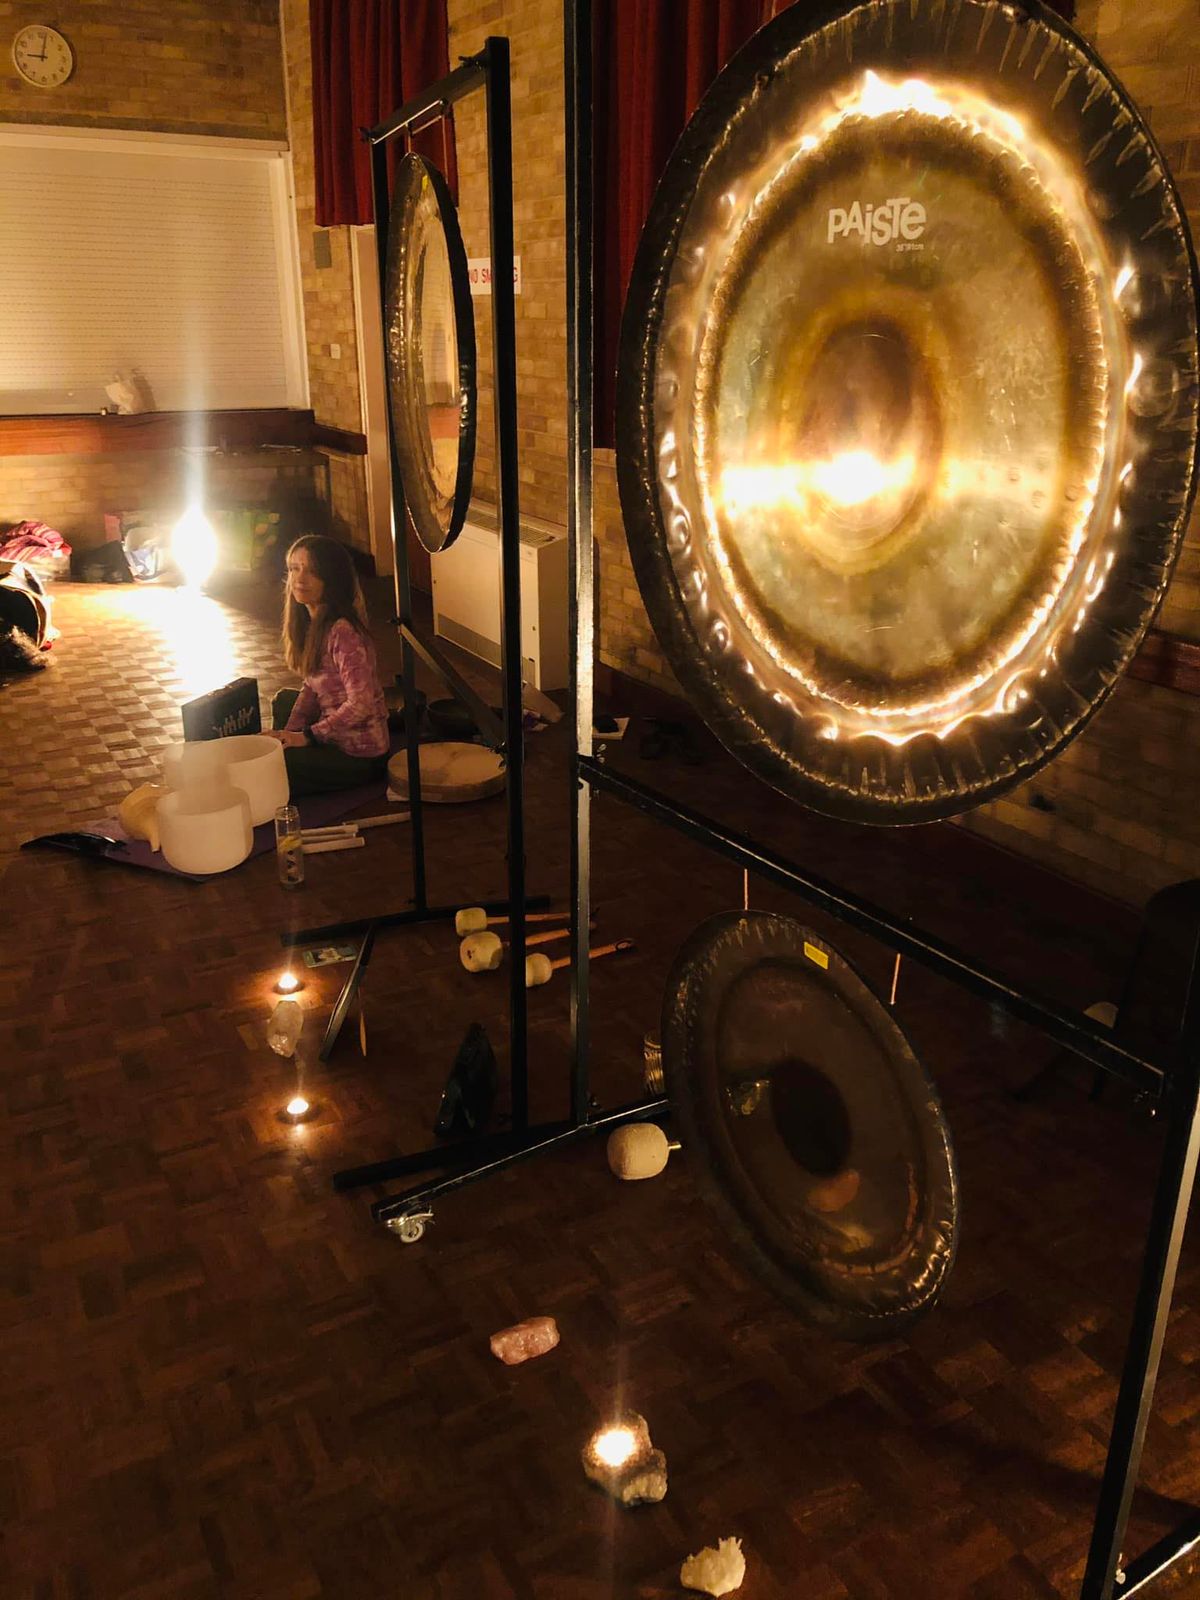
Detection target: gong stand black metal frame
<box><xmin>560</xmin><ymin>1</ymin><xmax>1200</xmax><ymax>1596</ymax></box>
<box><xmin>290</xmin><ymin>40</ymin><xmax>554</xmax><ymax>1184</ymax></box>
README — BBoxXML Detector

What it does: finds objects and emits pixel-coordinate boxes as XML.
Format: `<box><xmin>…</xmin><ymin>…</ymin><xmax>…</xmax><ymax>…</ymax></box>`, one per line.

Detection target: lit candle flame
<box><xmin>286</xmin><ymin>1096</ymin><xmax>309</xmax><ymax>1118</ymax></box>
<box><xmin>592</xmin><ymin>1425</ymin><xmax>639</xmax><ymax>1469</ymax></box>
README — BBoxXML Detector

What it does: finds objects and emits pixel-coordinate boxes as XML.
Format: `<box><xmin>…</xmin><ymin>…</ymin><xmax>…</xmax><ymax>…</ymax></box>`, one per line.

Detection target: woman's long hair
<box><xmin>281</xmin><ymin>535</ymin><xmax>371</xmax><ymax>676</ymax></box>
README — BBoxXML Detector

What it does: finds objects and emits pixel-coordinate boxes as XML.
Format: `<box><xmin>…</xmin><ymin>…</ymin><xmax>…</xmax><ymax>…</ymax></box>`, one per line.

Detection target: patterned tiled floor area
<box><xmin>2</xmin><ymin>577</ymin><xmax>1199</xmax><ymax>1597</ymax></box>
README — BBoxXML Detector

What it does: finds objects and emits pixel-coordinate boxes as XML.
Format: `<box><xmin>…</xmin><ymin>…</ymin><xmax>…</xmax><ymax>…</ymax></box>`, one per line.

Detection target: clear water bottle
<box><xmin>275</xmin><ymin>803</ymin><xmax>303</xmax><ymax>888</ymax></box>
<box><xmin>267</xmin><ymin>998</ymin><xmax>303</xmax><ymax>1057</ymax></box>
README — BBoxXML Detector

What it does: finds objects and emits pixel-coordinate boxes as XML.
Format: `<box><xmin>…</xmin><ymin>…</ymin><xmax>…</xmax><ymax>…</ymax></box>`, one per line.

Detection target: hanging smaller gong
<box><xmin>662</xmin><ymin>911</ymin><xmax>958</xmax><ymax>1339</ymax></box>
<box><xmin>384</xmin><ymin>153</ymin><xmax>477</xmax><ymax>554</ymax></box>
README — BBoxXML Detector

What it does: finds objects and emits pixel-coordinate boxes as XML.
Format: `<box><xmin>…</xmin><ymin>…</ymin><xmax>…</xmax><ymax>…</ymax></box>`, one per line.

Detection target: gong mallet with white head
<box><xmin>455</xmin><ymin>905</ymin><xmax>570</xmax><ymax>936</ymax></box>
<box><xmin>460</xmin><ymin>922</ymin><xmax>596</xmax><ymax>973</ymax></box>
<box><xmin>526</xmin><ymin>939</ymin><xmax>635</xmax><ymax>989</ymax></box>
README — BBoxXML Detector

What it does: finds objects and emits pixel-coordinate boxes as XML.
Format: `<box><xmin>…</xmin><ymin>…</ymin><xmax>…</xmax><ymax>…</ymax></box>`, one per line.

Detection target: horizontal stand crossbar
<box><xmin>282</xmin><ymin>895</ymin><xmax>551</xmax><ymax>948</ymax></box>
<box><xmin>580</xmin><ymin>758</ymin><xmax>1162</xmax><ymax>1096</ymax></box>
<box><xmin>367</xmin><ymin>53</ymin><xmax>486</xmax><ymax>144</ymax></box>
<box><xmin>370</xmin><ymin>1096</ymin><xmax>670</xmax><ymax>1223</ymax></box>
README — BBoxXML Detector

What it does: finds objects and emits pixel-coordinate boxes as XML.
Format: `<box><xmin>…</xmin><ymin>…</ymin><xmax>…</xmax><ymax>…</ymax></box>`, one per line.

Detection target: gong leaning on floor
<box><xmin>662</xmin><ymin>912</ymin><xmax>958</xmax><ymax>1339</ymax></box>
<box><xmin>617</xmin><ymin>0</ymin><xmax>1200</xmax><ymax>823</ymax></box>
<box><xmin>384</xmin><ymin>153</ymin><xmax>477</xmax><ymax>554</ymax></box>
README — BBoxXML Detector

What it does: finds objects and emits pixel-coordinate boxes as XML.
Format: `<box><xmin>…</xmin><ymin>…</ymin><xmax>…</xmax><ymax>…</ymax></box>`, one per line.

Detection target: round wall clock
<box><xmin>12</xmin><ymin>24</ymin><xmax>74</xmax><ymax>89</ymax></box>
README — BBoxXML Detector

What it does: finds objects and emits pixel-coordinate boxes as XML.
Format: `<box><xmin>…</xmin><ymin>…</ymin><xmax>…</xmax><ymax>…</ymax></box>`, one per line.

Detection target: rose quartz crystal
<box><xmin>489</xmin><ymin>1315</ymin><xmax>560</xmax><ymax>1365</ymax></box>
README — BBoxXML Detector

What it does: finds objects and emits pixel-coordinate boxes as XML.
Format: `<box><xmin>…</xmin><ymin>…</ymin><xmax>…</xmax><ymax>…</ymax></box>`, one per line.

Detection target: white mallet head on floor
<box><xmin>456</xmin><ymin>906</ymin><xmax>491</xmax><ymax>935</ymax></box>
<box><xmin>461</xmin><ymin>931</ymin><xmax>504</xmax><ymax>972</ymax></box>
<box><xmin>525</xmin><ymin>952</ymin><xmax>555</xmax><ymax>988</ymax></box>
<box><xmin>606</xmin><ymin>1124</ymin><xmax>675</xmax><ymax>1181</ymax></box>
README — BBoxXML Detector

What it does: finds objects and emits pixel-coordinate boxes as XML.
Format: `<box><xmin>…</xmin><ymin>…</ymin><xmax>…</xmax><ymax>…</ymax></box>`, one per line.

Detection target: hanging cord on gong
<box><xmin>889</xmin><ymin>952</ymin><xmax>902</xmax><ymax>1007</ymax></box>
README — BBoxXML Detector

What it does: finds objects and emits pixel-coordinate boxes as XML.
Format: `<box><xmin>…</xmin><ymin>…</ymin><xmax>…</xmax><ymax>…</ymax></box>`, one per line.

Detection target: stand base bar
<box><xmin>1116</xmin><ymin>1511</ymin><xmax>1200</xmax><ymax>1596</ymax></box>
<box><xmin>334</xmin><ymin>1124</ymin><xmax>556</xmax><ymax>1191</ymax></box>
<box><xmin>370</xmin><ymin>1096</ymin><xmax>671</xmax><ymax>1223</ymax></box>
<box><xmin>283</xmin><ymin>894</ymin><xmax>552</xmax><ymax>947</ymax></box>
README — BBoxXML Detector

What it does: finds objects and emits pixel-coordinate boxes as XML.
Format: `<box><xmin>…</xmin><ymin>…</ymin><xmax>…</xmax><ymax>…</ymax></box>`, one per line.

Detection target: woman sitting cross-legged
<box><xmin>266</xmin><ymin>534</ymin><xmax>390</xmax><ymax>797</ymax></box>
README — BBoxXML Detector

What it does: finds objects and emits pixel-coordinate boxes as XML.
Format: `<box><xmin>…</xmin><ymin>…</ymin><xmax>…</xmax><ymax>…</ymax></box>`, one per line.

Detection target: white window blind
<box><xmin>0</xmin><ymin>127</ymin><xmax>307</xmax><ymax>415</ymax></box>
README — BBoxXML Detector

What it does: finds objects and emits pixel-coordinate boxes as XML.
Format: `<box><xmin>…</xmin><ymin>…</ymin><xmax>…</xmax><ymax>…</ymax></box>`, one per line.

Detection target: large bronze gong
<box><xmin>618</xmin><ymin>0</ymin><xmax>1200</xmax><ymax>823</ymax></box>
<box><xmin>385</xmin><ymin>154</ymin><xmax>477</xmax><ymax>554</ymax></box>
<box><xmin>662</xmin><ymin>912</ymin><xmax>958</xmax><ymax>1338</ymax></box>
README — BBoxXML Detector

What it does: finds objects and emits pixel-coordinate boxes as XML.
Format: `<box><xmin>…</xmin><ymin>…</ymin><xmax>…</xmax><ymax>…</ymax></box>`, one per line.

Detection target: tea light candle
<box><xmin>274</xmin><ymin>970</ymin><xmax>304</xmax><ymax>995</ymax></box>
<box><xmin>581</xmin><ymin>1412</ymin><xmax>667</xmax><ymax>1506</ymax></box>
<box><xmin>278</xmin><ymin>1095</ymin><xmax>318</xmax><ymax>1125</ymax></box>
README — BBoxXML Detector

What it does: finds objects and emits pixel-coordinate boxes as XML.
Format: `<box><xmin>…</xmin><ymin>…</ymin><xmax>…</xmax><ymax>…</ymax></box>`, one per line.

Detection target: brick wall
<box><xmin>0</xmin><ymin>1</ymin><xmax>285</xmax><ymax>138</ymax></box>
<box><xmin>448</xmin><ymin>0</ymin><xmax>570</xmax><ymax>531</ymax></box>
<box><xmin>0</xmin><ymin>449</ymin><xmax>314</xmax><ymax>548</ymax></box>
<box><xmin>957</xmin><ymin>0</ymin><xmax>1200</xmax><ymax>906</ymax></box>
<box><xmin>0</xmin><ymin>2</ymin><xmax>311</xmax><ymax>550</ymax></box>
<box><xmin>444</xmin><ymin>0</ymin><xmax>678</xmax><ymax>686</ymax></box>
<box><xmin>278</xmin><ymin>0</ymin><xmax>370</xmax><ymax>555</ymax></box>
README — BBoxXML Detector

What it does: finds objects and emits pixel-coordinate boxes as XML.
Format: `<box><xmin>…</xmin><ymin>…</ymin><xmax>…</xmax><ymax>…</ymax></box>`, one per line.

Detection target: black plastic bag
<box><xmin>434</xmin><ymin>1022</ymin><xmax>498</xmax><ymax>1139</ymax></box>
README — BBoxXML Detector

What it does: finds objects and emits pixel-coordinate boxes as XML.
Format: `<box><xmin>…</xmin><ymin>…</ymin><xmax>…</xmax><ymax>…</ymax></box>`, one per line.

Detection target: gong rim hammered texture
<box><xmin>385</xmin><ymin>154</ymin><xmax>477</xmax><ymax>555</ymax></box>
<box><xmin>662</xmin><ymin>911</ymin><xmax>959</xmax><ymax>1339</ymax></box>
<box><xmin>617</xmin><ymin>0</ymin><xmax>1200</xmax><ymax>823</ymax></box>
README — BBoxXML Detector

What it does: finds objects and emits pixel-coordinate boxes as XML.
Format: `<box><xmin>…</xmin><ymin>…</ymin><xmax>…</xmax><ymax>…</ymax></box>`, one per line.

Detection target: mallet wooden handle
<box><xmin>550</xmin><ymin>938</ymin><xmax>633</xmax><ymax>971</ymax></box>
<box><xmin>526</xmin><ymin>939</ymin><xmax>635</xmax><ymax>987</ymax></box>
<box><xmin>456</xmin><ymin>905</ymin><xmax>568</xmax><ymax>934</ymax></box>
<box><xmin>513</xmin><ymin>919</ymin><xmax>596</xmax><ymax>950</ymax></box>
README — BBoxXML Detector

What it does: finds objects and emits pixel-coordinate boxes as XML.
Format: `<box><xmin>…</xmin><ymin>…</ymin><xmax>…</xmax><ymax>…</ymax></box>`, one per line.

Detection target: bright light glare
<box><xmin>721</xmin><ymin>452</ymin><xmax>915</xmax><ymax>515</ymax></box>
<box><xmin>172</xmin><ymin>506</ymin><xmax>218</xmax><ymax>588</ymax></box>
<box><xmin>811</xmin><ymin>451</ymin><xmax>914</xmax><ymax>507</ymax></box>
<box><xmin>276</xmin><ymin>971</ymin><xmax>300</xmax><ymax>994</ymax></box>
<box><xmin>592</xmin><ymin>1426</ymin><xmax>638</xmax><ymax>1468</ymax></box>
<box><xmin>286</xmin><ymin>1096</ymin><xmax>310</xmax><ymax>1118</ymax></box>
<box><xmin>158</xmin><ymin>587</ymin><xmax>239</xmax><ymax>698</ymax></box>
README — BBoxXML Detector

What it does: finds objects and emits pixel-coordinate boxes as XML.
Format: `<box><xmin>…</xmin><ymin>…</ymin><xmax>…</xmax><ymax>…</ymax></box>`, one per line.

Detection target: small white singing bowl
<box><xmin>461</xmin><ymin>931</ymin><xmax>504</xmax><ymax>972</ymax></box>
<box><xmin>162</xmin><ymin>734</ymin><xmax>289</xmax><ymax>826</ymax></box>
<box><xmin>157</xmin><ymin>783</ymin><xmax>253</xmax><ymax>875</ymax></box>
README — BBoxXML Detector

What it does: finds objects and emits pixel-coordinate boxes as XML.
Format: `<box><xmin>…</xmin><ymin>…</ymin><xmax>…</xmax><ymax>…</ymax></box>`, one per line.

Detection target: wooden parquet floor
<box><xmin>2</xmin><ymin>579</ymin><xmax>1200</xmax><ymax>1599</ymax></box>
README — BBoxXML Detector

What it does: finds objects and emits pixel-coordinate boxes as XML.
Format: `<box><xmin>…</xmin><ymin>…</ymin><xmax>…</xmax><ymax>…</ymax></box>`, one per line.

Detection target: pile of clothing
<box><xmin>0</xmin><ymin>520</ymin><xmax>71</xmax><ymax>582</ymax></box>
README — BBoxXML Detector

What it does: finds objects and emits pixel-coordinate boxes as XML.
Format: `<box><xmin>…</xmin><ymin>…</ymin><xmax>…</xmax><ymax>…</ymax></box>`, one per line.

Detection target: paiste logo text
<box><xmin>827</xmin><ymin>197</ymin><xmax>926</xmax><ymax>249</ymax></box>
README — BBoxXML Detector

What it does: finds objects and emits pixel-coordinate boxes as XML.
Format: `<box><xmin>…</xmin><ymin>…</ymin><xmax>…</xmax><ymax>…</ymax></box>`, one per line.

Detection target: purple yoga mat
<box><xmin>81</xmin><ymin>779</ymin><xmax>395</xmax><ymax>880</ymax></box>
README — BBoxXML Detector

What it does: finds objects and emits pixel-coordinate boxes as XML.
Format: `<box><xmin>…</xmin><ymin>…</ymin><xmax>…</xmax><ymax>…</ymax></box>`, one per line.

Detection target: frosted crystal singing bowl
<box><xmin>161</xmin><ymin>735</ymin><xmax>289</xmax><ymax>825</ymax></box>
<box><xmin>157</xmin><ymin>784</ymin><xmax>253</xmax><ymax>875</ymax></box>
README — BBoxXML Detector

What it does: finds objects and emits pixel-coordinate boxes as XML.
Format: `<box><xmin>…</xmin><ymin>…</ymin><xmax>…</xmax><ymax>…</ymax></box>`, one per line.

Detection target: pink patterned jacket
<box><xmin>285</xmin><ymin>618</ymin><xmax>390</xmax><ymax>758</ymax></box>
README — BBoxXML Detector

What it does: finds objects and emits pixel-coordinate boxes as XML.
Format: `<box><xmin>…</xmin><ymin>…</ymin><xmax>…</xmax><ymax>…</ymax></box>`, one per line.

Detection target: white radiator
<box><xmin>430</xmin><ymin>500</ymin><xmax>569</xmax><ymax>691</ymax></box>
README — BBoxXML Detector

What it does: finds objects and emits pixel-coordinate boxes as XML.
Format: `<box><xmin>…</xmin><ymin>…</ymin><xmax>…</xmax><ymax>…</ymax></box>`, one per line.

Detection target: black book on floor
<box><xmin>435</xmin><ymin>1022</ymin><xmax>499</xmax><ymax>1140</ymax></box>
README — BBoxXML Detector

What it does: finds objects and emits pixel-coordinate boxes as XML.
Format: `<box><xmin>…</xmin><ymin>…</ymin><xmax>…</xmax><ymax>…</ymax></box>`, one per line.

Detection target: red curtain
<box><xmin>592</xmin><ymin>0</ymin><xmax>1077</xmax><ymax>448</ymax></box>
<box><xmin>593</xmin><ymin>0</ymin><xmax>768</xmax><ymax>446</ymax></box>
<box><xmin>310</xmin><ymin>0</ymin><xmax>457</xmax><ymax>228</ymax></box>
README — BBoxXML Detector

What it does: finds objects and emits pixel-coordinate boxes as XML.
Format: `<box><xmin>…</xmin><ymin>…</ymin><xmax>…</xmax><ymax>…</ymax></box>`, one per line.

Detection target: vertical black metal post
<box><xmin>565</xmin><ymin>0</ymin><xmax>594</xmax><ymax>1128</ymax></box>
<box><xmin>484</xmin><ymin>36</ymin><xmax>529</xmax><ymax>1131</ymax></box>
<box><xmin>370</xmin><ymin>133</ymin><xmax>427</xmax><ymax>911</ymax></box>
<box><xmin>1080</xmin><ymin>933</ymin><xmax>1200</xmax><ymax>1599</ymax></box>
